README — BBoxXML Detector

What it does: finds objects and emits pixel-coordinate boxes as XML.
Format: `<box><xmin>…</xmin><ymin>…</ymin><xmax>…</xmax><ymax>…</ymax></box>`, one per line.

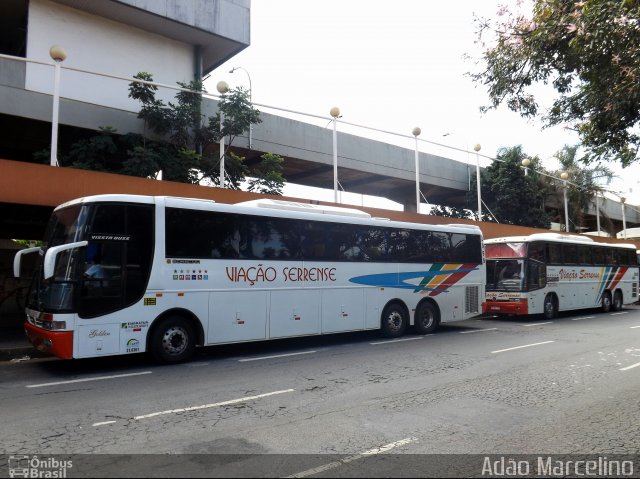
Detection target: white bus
<box><xmin>14</xmin><ymin>195</ymin><xmax>485</xmax><ymax>363</ymax></box>
<box><xmin>484</xmin><ymin>233</ymin><xmax>639</xmax><ymax>319</ymax></box>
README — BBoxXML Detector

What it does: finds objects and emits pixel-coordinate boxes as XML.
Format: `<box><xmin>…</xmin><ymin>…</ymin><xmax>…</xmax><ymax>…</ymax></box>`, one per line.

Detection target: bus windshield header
<box><xmin>486</xmin><ymin>242</ymin><xmax>527</xmax><ymax>259</ymax></box>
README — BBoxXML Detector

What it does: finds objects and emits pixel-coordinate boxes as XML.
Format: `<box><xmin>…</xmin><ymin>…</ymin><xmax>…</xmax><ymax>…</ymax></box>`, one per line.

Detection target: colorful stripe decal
<box><xmin>349</xmin><ymin>264</ymin><xmax>479</xmax><ymax>296</ymax></box>
<box><xmin>609</xmin><ymin>267</ymin><xmax>628</xmax><ymax>292</ymax></box>
<box><xmin>596</xmin><ymin>266</ymin><xmax>628</xmax><ymax>303</ymax></box>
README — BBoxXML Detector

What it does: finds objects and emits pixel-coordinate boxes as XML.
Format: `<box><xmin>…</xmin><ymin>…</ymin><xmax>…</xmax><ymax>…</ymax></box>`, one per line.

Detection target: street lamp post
<box><xmin>49</xmin><ymin>45</ymin><xmax>66</xmax><ymax>167</ymax></box>
<box><xmin>595</xmin><ymin>192</ymin><xmax>601</xmax><ymax>236</ymax></box>
<box><xmin>330</xmin><ymin>107</ymin><xmax>341</xmax><ymax>203</ymax></box>
<box><xmin>217</xmin><ymin>81</ymin><xmax>229</xmax><ymax>187</ymax></box>
<box><xmin>474</xmin><ymin>144</ymin><xmax>482</xmax><ymax>220</ymax></box>
<box><xmin>621</xmin><ymin>196</ymin><xmax>627</xmax><ymax>239</ymax></box>
<box><xmin>521</xmin><ymin>158</ymin><xmax>531</xmax><ymax>176</ymax></box>
<box><xmin>229</xmin><ymin>66</ymin><xmax>252</xmax><ymax>149</ymax></box>
<box><xmin>561</xmin><ymin>171</ymin><xmax>569</xmax><ymax>232</ymax></box>
<box><xmin>412</xmin><ymin>127</ymin><xmax>421</xmax><ymax>213</ymax></box>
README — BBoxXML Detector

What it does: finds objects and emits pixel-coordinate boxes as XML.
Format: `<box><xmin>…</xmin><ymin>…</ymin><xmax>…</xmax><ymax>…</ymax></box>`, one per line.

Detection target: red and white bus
<box><xmin>14</xmin><ymin>195</ymin><xmax>485</xmax><ymax>363</ymax></box>
<box><xmin>484</xmin><ymin>233</ymin><xmax>639</xmax><ymax>319</ymax></box>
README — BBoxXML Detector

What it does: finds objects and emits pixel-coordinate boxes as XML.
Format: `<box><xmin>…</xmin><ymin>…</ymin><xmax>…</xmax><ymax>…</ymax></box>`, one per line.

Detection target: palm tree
<box><xmin>551</xmin><ymin>145</ymin><xmax>614</xmax><ymax>233</ymax></box>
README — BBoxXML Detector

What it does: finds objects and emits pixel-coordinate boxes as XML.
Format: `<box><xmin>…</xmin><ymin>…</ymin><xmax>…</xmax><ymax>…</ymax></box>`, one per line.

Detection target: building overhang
<box><xmin>50</xmin><ymin>0</ymin><xmax>250</xmax><ymax>73</ymax></box>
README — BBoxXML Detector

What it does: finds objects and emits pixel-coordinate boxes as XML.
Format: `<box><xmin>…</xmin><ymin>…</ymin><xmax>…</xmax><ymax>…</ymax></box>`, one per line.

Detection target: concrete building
<box><xmin>0</xmin><ymin>0</ymin><xmax>637</xmax><ymax>241</ymax></box>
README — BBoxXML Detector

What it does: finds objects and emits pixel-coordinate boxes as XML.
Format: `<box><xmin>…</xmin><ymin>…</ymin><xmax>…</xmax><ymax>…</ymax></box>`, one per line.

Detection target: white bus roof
<box><xmin>53</xmin><ymin>194</ymin><xmax>483</xmax><ymax>235</ymax></box>
<box><xmin>485</xmin><ymin>233</ymin><xmax>636</xmax><ymax>249</ymax></box>
<box><xmin>236</xmin><ymin>199</ymin><xmax>372</xmax><ymax>218</ymax></box>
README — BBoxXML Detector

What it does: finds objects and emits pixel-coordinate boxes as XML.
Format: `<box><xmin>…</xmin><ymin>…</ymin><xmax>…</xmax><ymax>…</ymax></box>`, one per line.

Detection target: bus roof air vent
<box><xmin>237</xmin><ymin>199</ymin><xmax>371</xmax><ymax>218</ymax></box>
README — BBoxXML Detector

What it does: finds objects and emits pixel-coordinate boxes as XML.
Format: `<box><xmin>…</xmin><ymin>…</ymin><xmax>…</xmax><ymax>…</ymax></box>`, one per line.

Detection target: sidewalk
<box><xmin>0</xmin><ymin>311</ymin><xmax>44</xmax><ymax>361</ymax></box>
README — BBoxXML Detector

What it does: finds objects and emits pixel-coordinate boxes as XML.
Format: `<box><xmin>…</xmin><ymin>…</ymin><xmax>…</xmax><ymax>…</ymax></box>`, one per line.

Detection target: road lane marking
<box><xmin>522</xmin><ymin>322</ymin><xmax>553</xmax><ymax>327</ymax></box>
<box><xmin>92</xmin><ymin>421</ymin><xmax>117</xmax><ymax>427</ymax></box>
<box><xmin>572</xmin><ymin>316</ymin><xmax>595</xmax><ymax>321</ymax></box>
<box><xmin>611</xmin><ymin>312</ymin><xmax>629</xmax><ymax>316</ymax></box>
<box><xmin>26</xmin><ymin>371</ymin><xmax>152</xmax><ymax>388</ymax></box>
<box><xmin>238</xmin><ymin>351</ymin><xmax>317</xmax><ymax>362</ymax></box>
<box><xmin>370</xmin><ymin>336</ymin><xmax>425</xmax><ymax>345</ymax></box>
<box><xmin>491</xmin><ymin>341</ymin><xmax>555</xmax><ymax>354</ymax></box>
<box><xmin>285</xmin><ymin>437</ymin><xmax>418</xmax><ymax>478</ymax></box>
<box><xmin>460</xmin><ymin>328</ymin><xmax>498</xmax><ymax>334</ymax></box>
<box><xmin>133</xmin><ymin>389</ymin><xmax>295</xmax><ymax>420</ymax></box>
<box><xmin>630</xmin><ymin>326</ymin><xmax>640</xmax><ymax>329</ymax></box>
<box><xmin>619</xmin><ymin>361</ymin><xmax>640</xmax><ymax>372</ymax></box>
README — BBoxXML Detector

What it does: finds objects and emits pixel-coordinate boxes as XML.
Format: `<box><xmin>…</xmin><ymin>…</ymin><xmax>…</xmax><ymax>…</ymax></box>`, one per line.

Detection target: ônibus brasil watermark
<box><xmin>7</xmin><ymin>455</ymin><xmax>72</xmax><ymax>478</ymax></box>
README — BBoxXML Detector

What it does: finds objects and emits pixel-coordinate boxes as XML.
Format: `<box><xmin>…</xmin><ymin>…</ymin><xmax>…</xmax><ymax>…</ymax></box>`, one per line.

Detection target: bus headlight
<box><xmin>41</xmin><ymin>320</ymin><xmax>67</xmax><ymax>330</ymax></box>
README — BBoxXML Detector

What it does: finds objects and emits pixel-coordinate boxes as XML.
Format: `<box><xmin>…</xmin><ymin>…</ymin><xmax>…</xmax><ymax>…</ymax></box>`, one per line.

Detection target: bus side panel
<box><xmin>321</xmin><ymin>288</ymin><xmax>365</xmax><ymax>333</ymax></box>
<box><xmin>269</xmin><ymin>289</ymin><xmax>321</xmax><ymax>338</ymax></box>
<box><xmin>208</xmin><ymin>291</ymin><xmax>267</xmax><ymax>344</ymax></box>
<box><xmin>364</xmin><ymin>287</ymin><xmax>385</xmax><ymax>329</ymax></box>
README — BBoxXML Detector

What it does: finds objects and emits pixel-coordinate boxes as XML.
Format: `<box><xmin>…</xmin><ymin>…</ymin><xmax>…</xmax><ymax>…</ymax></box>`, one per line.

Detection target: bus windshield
<box><xmin>27</xmin><ymin>204</ymin><xmax>91</xmax><ymax>312</ymax></box>
<box><xmin>486</xmin><ymin>259</ymin><xmax>525</xmax><ymax>292</ymax></box>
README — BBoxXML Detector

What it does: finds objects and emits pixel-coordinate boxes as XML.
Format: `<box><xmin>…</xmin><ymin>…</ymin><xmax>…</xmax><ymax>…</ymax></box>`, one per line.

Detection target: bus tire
<box><xmin>601</xmin><ymin>291</ymin><xmax>612</xmax><ymax>313</ymax></box>
<box><xmin>543</xmin><ymin>294</ymin><xmax>557</xmax><ymax>320</ymax></box>
<box><xmin>380</xmin><ymin>302</ymin><xmax>408</xmax><ymax>338</ymax></box>
<box><xmin>612</xmin><ymin>290</ymin><xmax>623</xmax><ymax>312</ymax></box>
<box><xmin>150</xmin><ymin>316</ymin><xmax>196</xmax><ymax>364</ymax></box>
<box><xmin>414</xmin><ymin>300</ymin><xmax>440</xmax><ymax>335</ymax></box>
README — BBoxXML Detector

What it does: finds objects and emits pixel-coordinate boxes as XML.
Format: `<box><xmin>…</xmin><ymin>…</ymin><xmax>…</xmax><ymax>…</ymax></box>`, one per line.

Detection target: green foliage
<box><xmin>549</xmin><ymin>144</ymin><xmax>614</xmax><ymax>231</ymax></box>
<box><xmin>469</xmin><ymin>146</ymin><xmax>551</xmax><ymax>227</ymax></box>
<box><xmin>471</xmin><ymin>0</ymin><xmax>640</xmax><ymax>166</ymax></box>
<box><xmin>429</xmin><ymin>205</ymin><xmax>472</xmax><ymax>219</ymax></box>
<box><xmin>247</xmin><ymin>152</ymin><xmax>286</xmax><ymax>195</ymax></box>
<box><xmin>41</xmin><ymin>72</ymin><xmax>282</xmax><ymax>193</ymax></box>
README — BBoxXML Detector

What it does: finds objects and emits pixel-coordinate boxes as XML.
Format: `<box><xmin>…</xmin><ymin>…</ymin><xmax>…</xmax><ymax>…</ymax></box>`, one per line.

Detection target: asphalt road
<box><xmin>2</xmin><ymin>306</ymin><xmax>640</xmax><ymax>477</ymax></box>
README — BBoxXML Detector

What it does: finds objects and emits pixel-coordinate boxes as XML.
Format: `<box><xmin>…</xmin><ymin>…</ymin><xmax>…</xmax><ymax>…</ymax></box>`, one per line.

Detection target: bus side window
<box><xmin>577</xmin><ymin>245</ymin><xmax>591</xmax><ymax>265</ymax></box>
<box><xmin>547</xmin><ymin>243</ymin><xmax>562</xmax><ymax>264</ymax></box>
<box><xmin>529</xmin><ymin>242</ymin><xmax>545</xmax><ymax>262</ymax></box>
<box><xmin>593</xmin><ymin>247</ymin><xmax>605</xmax><ymax>265</ymax></box>
<box><xmin>527</xmin><ymin>260</ymin><xmax>546</xmax><ymax>290</ymax></box>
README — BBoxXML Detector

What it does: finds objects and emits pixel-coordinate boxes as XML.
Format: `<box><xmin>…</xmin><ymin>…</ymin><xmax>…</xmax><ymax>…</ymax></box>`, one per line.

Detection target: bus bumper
<box><xmin>483</xmin><ymin>300</ymin><xmax>529</xmax><ymax>315</ymax></box>
<box><xmin>24</xmin><ymin>323</ymin><xmax>74</xmax><ymax>359</ymax></box>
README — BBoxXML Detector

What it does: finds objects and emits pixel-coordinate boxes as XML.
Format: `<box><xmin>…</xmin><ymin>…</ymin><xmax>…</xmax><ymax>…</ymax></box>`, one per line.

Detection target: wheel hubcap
<box><xmin>162</xmin><ymin>326</ymin><xmax>188</xmax><ymax>356</ymax></box>
<box><xmin>387</xmin><ymin>311</ymin><xmax>402</xmax><ymax>332</ymax></box>
<box><xmin>420</xmin><ymin>312</ymin><xmax>433</xmax><ymax>329</ymax></box>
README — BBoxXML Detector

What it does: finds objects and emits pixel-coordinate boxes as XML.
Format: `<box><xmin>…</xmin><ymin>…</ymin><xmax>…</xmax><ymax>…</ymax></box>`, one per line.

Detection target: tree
<box><xmin>470</xmin><ymin>145</ymin><xmax>551</xmax><ymax>227</ymax></box>
<box><xmin>429</xmin><ymin>205</ymin><xmax>473</xmax><ymax>219</ymax></box>
<box><xmin>42</xmin><ymin>72</ymin><xmax>285</xmax><ymax>193</ymax></box>
<box><xmin>470</xmin><ymin>0</ymin><xmax>640</xmax><ymax>166</ymax></box>
<box><xmin>128</xmin><ymin>73</ymin><xmax>284</xmax><ymax>191</ymax></box>
<box><xmin>549</xmin><ymin>144</ymin><xmax>614</xmax><ymax>232</ymax></box>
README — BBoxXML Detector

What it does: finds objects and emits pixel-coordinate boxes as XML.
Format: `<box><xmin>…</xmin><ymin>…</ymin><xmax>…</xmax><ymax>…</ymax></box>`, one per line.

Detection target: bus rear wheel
<box><xmin>381</xmin><ymin>303</ymin><xmax>408</xmax><ymax>338</ymax></box>
<box><xmin>543</xmin><ymin>294</ymin><xmax>557</xmax><ymax>320</ymax></box>
<box><xmin>150</xmin><ymin>316</ymin><xmax>196</xmax><ymax>364</ymax></box>
<box><xmin>601</xmin><ymin>291</ymin><xmax>612</xmax><ymax>313</ymax></box>
<box><xmin>612</xmin><ymin>290</ymin><xmax>623</xmax><ymax>312</ymax></box>
<box><xmin>414</xmin><ymin>301</ymin><xmax>440</xmax><ymax>334</ymax></box>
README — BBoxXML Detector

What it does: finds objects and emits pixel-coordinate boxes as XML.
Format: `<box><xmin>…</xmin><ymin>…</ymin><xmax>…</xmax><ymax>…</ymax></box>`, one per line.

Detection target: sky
<box><xmin>204</xmin><ymin>0</ymin><xmax>640</xmax><ymax>211</ymax></box>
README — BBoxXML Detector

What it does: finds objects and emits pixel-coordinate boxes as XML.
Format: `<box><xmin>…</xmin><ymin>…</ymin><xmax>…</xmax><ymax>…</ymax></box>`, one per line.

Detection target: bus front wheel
<box><xmin>543</xmin><ymin>294</ymin><xmax>557</xmax><ymax>320</ymax></box>
<box><xmin>414</xmin><ymin>301</ymin><xmax>440</xmax><ymax>335</ymax></box>
<box><xmin>150</xmin><ymin>316</ymin><xmax>196</xmax><ymax>364</ymax></box>
<box><xmin>381</xmin><ymin>303</ymin><xmax>408</xmax><ymax>338</ymax></box>
<box><xmin>601</xmin><ymin>291</ymin><xmax>612</xmax><ymax>313</ymax></box>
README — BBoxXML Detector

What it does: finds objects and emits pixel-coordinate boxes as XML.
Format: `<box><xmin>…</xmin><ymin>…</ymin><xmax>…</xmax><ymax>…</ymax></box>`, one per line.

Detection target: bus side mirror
<box><xmin>13</xmin><ymin>247</ymin><xmax>41</xmax><ymax>278</ymax></box>
<box><xmin>43</xmin><ymin>241</ymin><xmax>88</xmax><ymax>279</ymax></box>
